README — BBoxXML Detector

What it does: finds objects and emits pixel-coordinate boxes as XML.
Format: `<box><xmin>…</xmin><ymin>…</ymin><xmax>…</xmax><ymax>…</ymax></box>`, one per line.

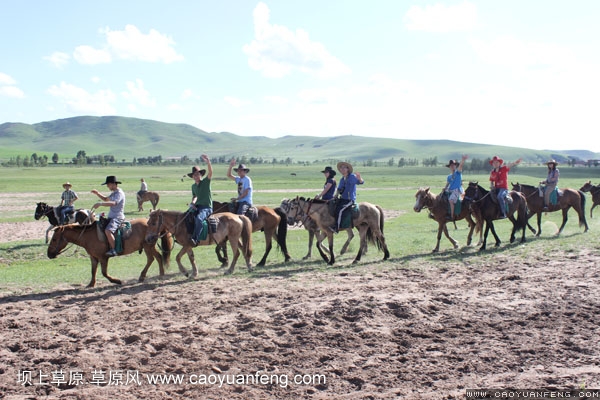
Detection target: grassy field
<box><xmin>1</xmin><ymin>164</ymin><xmax>599</xmax><ymax>293</ymax></box>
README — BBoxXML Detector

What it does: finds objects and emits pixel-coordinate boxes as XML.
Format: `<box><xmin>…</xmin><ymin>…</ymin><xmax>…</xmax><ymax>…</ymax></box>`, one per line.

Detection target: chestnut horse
<box><xmin>212</xmin><ymin>201</ymin><xmax>290</xmax><ymax>267</ymax></box>
<box><xmin>465</xmin><ymin>182</ymin><xmax>528</xmax><ymax>250</ymax></box>
<box><xmin>285</xmin><ymin>197</ymin><xmax>389</xmax><ymax>265</ymax></box>
<box><xmin>145</xmin><ymin>210</ymin><xmax>253</xmax><ymax>276</ymax></box>
<box><xmin>511</xmin><ymin>182</ymin><xmax>588</xmax><ymax>236</ymax></box>
<box><xmin>580</xmin><ymin>181</ymin><xmax>600</xmax><ymax>218</ymax></box>
<box><xmin>137</xmin><ymin>191</ymin><xmax>160</xmax><ymax>212</ymax></box>
<box><xmin>47</xmin><ymin>219</ymin><xmax>173</xmax><ymax>287</ymax></box>
<box><xmin>413</xmin><ymin>187</ymin><xmax>481</xmax><ymax>252</ymax></box>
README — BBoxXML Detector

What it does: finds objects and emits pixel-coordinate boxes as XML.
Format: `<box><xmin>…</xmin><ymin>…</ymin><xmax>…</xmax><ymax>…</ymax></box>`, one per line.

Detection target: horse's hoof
<box><xmin>138</xmin><ymin>277</ymin><xmax>145</xmax><ymax>283</ymax></box>
<box><xmin>432</xmin><ymin>249</ymin><xmax>439</xmax><ymax>253</ymax></box>
<box><xmin>224</xmin><ymin>270</ymin><xmax>232</xmax><ymax>275</ymax></box>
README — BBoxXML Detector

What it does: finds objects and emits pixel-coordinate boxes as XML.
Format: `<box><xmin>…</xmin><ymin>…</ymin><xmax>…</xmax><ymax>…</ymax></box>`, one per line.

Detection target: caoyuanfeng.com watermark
<box><xmin>17</xmin><ymin>369</ymin><xmax>327</xmax><ymax>389</ymax></box>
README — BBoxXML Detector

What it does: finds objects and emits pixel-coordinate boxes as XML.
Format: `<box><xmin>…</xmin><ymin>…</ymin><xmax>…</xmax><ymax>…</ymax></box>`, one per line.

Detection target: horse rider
<box><xmin>331</xmin><ymin>161</ymin><xmax>364</xmax><ymax>233</ymax></box>
<box><xmin>91</xmin><ymin>176</ymin><xmax>126</xmax><ymax>257</ymax></box>
<box><xmin>489</xmin><ymin>156</ymin><xmax>521</xmax><ymax>219</ymax></box>
<box><xmin>137</xmin><ymin>178</ymin><xmax>148</xmax><ymax>202</ymax></box>
<box><xmin>188</xmin><ymin>154</ymin><xmax>213</xmax><ymax>246</ymax></box>
<box><xmin>541</xmin><ymin>160</ymin><xmax>560</xmax><ymax>210</ymax></box>
<box><xmin>227</xmin><ymin>159</ymin><xmax>253</xmax><ymax>215</ymax></box>
<box><xmin>59</xmin><ymin>181</ymin><xmax>78</xmax><ymax>224</ymax></box>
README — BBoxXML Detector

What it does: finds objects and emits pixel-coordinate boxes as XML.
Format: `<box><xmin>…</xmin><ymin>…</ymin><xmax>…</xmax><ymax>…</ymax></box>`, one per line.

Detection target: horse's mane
<box><xmin>513</xmin><ymin>182</ymin><xmax>536</xmax><ymax>190</ymax></box>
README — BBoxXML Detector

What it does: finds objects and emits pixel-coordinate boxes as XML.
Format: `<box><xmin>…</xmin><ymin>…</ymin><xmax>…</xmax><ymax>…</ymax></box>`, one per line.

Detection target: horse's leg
<box><xmin>45</xmin><ymin>224</ymin><xmax>53</xmax><ymax>244</ymax></box>
<box><xmin>591</xmin><ymin>203</ymin><xmax>596</xmax><ymax>219</ymax></box>
<box><xmin>340</xmin><ymin>228</ymin><xmax>354</xmax><ymax>255</ymax></box>
<box><xmin>187</xmin><ymin>247</ymin><xmax>199</xmax><ymax>278</ymax></box>
<box><xmin>327</xmin><ymin>232</ymin><xmax>335</xmax><ymax>266</ymax></box>
<box><xmin>175</xmin><ymin>246</ymin><xmax>191</xmax><ymax>277</ymax></box>
<box><xmin>508</xmin><ymin>215</ymin><xmax>517</xmax><ymax>243</ymax></box>
<box><xmin>303</xmin><ymin>229</ymin><xmax>315</xmax><ymax>260</ymax></box>
<box><xmin>138</xmin><ymin>244</ymin><xmax>161</xmax><ymax>282</ymax></box>
<box><xmin>225</xmin><ymin>239</ymin><xmax>242</xmax><ymax>275</ymax></box>
<box><xmin>536</xmin><ymin>212</ymin><xmax>543</xmax><ymax>236</ymax></box>
<box><xmin>100</xmin><ymin>258</ymin><xmax>122</xmax><ymax>285</ymax></box>
<box><xmin>466</xmin><ymin>216</ymin><xmax>474</xmax><ymax>246</ymax></box>
<box><xmin>88</xmin><ymin>256</ymin><xmax>99</xmax><ymax>288</ymax></box>
<box><xmin>352</xmin><ymin>226</ymin><xmax>367</xmax><ymax>264</ymax></box>
<box><xmin>479</xmin><ymin>222</ymin><xmax>491</xmax><ymax>251</ymax></box>
<box><xmin>557</xmin><ymin>208</ymin><xmax>569</xmax><ymax>235</ymax></box>
<box><xmin>215</xmin><ymin>243</ymin><xmax>228</xmax><ymax>268</ymax></box>
<box><xmin>442</xmin><ymin>222</ymin><xmax>459</xmax><ymax>250</ymax></box>
<box><xmin>432</xmin><ymin>223</ymin><xmax>444</xmax><ymax>253</ymax></box>
<box><xmin>256</xmin><ymin>230</ymin><xmax>274</xmax><ymax>267</ymax></box>
<box><xmin>488</xmin><ymin>221</ymin><xmax>501</xmax><ymax>247</ymax></box>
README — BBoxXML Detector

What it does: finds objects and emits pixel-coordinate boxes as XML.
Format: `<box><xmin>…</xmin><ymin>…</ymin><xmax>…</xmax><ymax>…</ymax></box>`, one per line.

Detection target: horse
<box><xmin>145</xmin><ymin>210</ymin><xmax>253</xmax><ymax>276</ymax></box>
<box><xmin>35</xmin><ymin>202</ymin><xmax>95</xmax><ymax>243</ymax></box>
<box><xmin>464</xmin><ymin>182</ymin><xmax>528</xmax><ymax>250</ymax></box>
<box><xmin>212</xmin><ymin>201</ymin><xmax>291</xmax><ymax>267</ymax></box>
<box><xmin>47</xmin><ymin>219</ymin><xmax>173</xmax><ymax>288</ymax></box>
<box><xmin>280</xmin><ymin>198</ymin><xmax>357</xmax><ymax>260</ymax></box>
<box><xmin>285</xmin><ymin>196</ymin><xmax>389</xmax><ymax>265</ymax></box>
<box><xmin>511</xmin><ymin>182</ymin><xmax>588</xmax><ymax>236</ymax></box>
<box><xmin>413</xmin><ymin>187</ymin><xmax>481</xmax><ymax>253</ymax></box>
<box><xmin>137</xmin><ymin>191</ymin><xmax>160</xmax><ymax>212</ymax></box>
<box><xmin>579</xmin><ymin>181</ymin><xmax>600</xmax><ymax>218</ymax></box>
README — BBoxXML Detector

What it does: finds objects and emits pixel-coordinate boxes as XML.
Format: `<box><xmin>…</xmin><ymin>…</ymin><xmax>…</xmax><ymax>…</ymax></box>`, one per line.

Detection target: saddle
<box><xmin>227</xmin><ymin>203</ymin><xmax>259</xmax><ymax>223</ymax></box>
<box><xmin>489</xmin><ymin>189</ymin><xmax>512</xmax><ymax>214</ymax></box>
<box><xmin>328</xmin><ymin>199</ymin><xmax>359</xmax><ymax>229</ymax></box>
<box><xmin>96</xmin><ymin>217</ymin><xmax>132</xmax><ymax>254</ymax></box>
<box><xmin>538</xmin><ymin>185</ymin><xmax>561</xmax><ymax>205</ymax></box>
<box><xmin>185</xmin><ymin>212</ymin><xmax>218</xmax><ymax>242</ymax></box>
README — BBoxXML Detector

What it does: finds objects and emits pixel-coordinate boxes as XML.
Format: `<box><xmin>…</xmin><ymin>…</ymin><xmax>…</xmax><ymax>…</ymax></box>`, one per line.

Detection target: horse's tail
<box><xmin>515</xmin><ymin>193</ymin><xmax>528</xmax><ymax>230</ymax></box>
<box><xmin>578</xmin><ymin>189</ymin><xmax>587</xmax><ymax>227</ymax></box>
<box><xmin>240</xmin><ymin>215</ymin><xmax>253</xmax><ymax>260</ymax></box>
<box><xmin>274</xmin><ymin>207</ymin><xmax>290</xmax><ymax>255</ymax></box>
<box><xmin>369</xmin><ymin>205</ymin><xmax>385</xmax><ymax>251</ymax></box>
<box><xmin>161</xmin><ymin>232</ymin><xmax>173</xmax><ymax>269</ymax></box>
<box><xmin>153</xmin><ymin>192</ymin><xmax>160</xmax><ymax>206</ymax></box>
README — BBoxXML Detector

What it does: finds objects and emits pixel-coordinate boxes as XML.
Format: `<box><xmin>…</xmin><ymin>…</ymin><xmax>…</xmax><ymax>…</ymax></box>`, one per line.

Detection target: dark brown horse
<box><xmin>465</xmin><ymin>182</ymin><xmax>528</xmax><ymax>250</ymax></box>
<box><xmin>285</xmin><ymin>197</ymin><xmax>389</xmax><ymax>265</ymax></box>
<box><xmin>137</xmin><ymin>191</ymin><xmax>160</xmax><ymax>211</ymax></box>
<box><xmin>47</xmin><ymin>219</ymin><xmax>173</xmax><ymax>287</ymax></box>
<box><xmin>580</xmin><ymin>181</ymin><xmax>600</xmax><ymax>218</ymax></box>
<box><xmin>145</xmin><ymin>210</ymin><xmax>253</xmax><ymax>276</ymax></box>
<box><xmin>413</xmin><ymin>187</ymin><xmax>481</xmax><ymax>252</ymax></box>
<box><xmin>212</xmin><ymin>201</ymin><xmax>290</xmax><ymax>267</ymax></box>
<box><xmin>512</xmin><ymin>182</ymin><xmax>588</xmax><ymax>236</ymax></box>
<box><xmin>35</xmin><ymin>202</ymin><xmax>95</xmax><ymax>243</ymax></box>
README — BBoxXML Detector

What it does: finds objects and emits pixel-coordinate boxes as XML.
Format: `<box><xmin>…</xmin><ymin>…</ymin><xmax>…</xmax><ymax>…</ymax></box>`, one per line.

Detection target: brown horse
<box><xmin>280</xmin><ymin>198</ymin><xmax>357</xmax><ymax>259</ymax></box>
<box><xmin>512</xmin><ymin>182</ymin><xmax>588</xmax><ymax>236</ymax></box>
<box><xmin>137</xmin><ymin>191</ymin><xmax>160</xmax><ymax>211</ymax></box>
<box><xmin>47</xmin><ymin>219</ymin><xmax>173</xmax><ymax>287</ymax></box>
<box><xmin>285</xmin><ymin>197</ymin><xmax>389</xmax><ymax>265</ymax></box>
<box><xmin>580</xmin><ymin>181</ymin><xmax>600</xmax><ymax>218</ymax></box>
<box><xmin>145</xmin><ymin>210</ymin><xmax>253</xmax><ymax>276</ymax></box>
<box><xmin>212</xmin><ymin>201</ymin><xmax>290</xmax><ymax>267</ymax></box>
<box><xmin>413</xmin><ymin>187</ymin><xmax>481</xmax><ymax>252</ymax></box>
<box><xmin>465</xmin><ymin>182</ymin><xmax>528</xmax><ymax>250</ymax></box>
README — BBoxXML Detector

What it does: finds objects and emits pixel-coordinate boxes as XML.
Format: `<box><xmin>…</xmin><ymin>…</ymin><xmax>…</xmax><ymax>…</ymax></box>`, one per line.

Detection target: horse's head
<box><xmin>47</xmin><ymin>227</ymin><xmax>67</xmax><ymax>258</ymax></box>
<box><xmin>580</xmin><ymin>181</ymin><xmax>593</xmax><ymax>192</ymax></box>
<box><xmin>145</xmin><ymin>210</ymin><xmax>162</xmax><ymax>244</ymax></box>
<box><xmin>34</xmin><ymin>202</ymin><xmax>49</xmax><ymax>220</ymax></box>
<box><xmin>464</xmin><ymin>182</ymin><xmax>482</xmax><ymax>201</ymax></box>
<box><xmin>279</xmin><ymin>198</ymin><xmax>296</xmax><ymax>225</ymax></box>
<box><xmin>413</xmin><ymin>187</ymin><xmax>431</xmax><ymax>212</ymax></box>
<box><xmin>511</xmin><ymin>182</ymin><xmax>522</xmax><ymax>192</ymax></box>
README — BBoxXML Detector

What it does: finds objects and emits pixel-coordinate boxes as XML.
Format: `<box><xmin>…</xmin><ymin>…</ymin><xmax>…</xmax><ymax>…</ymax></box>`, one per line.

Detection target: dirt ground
<box><xmin>1</xmin><ymin>196</ymin><xmax>600</xmax><ymax>399</ymax></box>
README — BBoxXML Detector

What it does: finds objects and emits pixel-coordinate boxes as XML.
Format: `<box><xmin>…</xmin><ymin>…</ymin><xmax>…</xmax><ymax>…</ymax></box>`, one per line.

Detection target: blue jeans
<box><xmin>496</xmin><ymin>188</ymin><xmax>508</xmax><ymax>216</ymax></box>
<box><xmin>234</xmin><ymin>201</ymin><xmax>251</xmax><ymax>216</ymax></box>
<box><xmin>193</xmin><ymin>206</ymin><xmax>212</xmax><ymax>240</ymax></box>
<box><xmin>60</xmin><ymin>205</ymin><xmax>74</xmax><ymax>224</ymax></box>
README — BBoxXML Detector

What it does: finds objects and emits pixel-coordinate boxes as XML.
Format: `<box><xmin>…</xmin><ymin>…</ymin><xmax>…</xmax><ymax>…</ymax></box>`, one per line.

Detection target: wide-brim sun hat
<box><xmin>187</xmin><ymin>166</ymin><xmax>206</xmax><ymax>178</ymax></box>
<box><xmin>489</xmin><ymin>156</ymin><xmax>504</xmax><ymax>165</ymax></box>
<box><xmin>101</xmin><ymin>176</ymin><xmax>122</xmax><ymax>185</ymax></box>
<box><xmin>321</xmin><ymin>166</ymin><xmax>336</xmax><ymax>177</ymax></box>
<box><xmin>62</xmin><ymin>182</ymin><xmax>72</xmax><ymax>189</ymax></box>
<box><xmin>233</xmin><ymin>164</ymin><xmax>250</xmax><ymax>173</ymax></box>
<box><xmin>445</xmin><ymin>160</ymin><xmax>458</xmax><ymax>168</ymax></box>
<box><xmin>546</xmin><ymin>159</ymin><xmax>558</xmax><ymax>166</ymax></box>
<box><xmin>337</xmin><ymin>161</ymin><xmax>353</xmax><ymax>174</ymax></box>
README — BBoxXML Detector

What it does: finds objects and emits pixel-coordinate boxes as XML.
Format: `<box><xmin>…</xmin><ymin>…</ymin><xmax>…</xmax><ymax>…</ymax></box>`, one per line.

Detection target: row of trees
<box><xmin>0</xmin><ymin>151</ymin><xmax>587</xmax><ymax>169</ymax></box>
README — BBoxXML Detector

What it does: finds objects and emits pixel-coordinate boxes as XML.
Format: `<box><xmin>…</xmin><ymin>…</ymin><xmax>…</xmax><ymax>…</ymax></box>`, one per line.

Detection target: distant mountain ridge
<box><xmin>0</xmin><ymin>116</ymin><xmax>597</xmax><ymax>163</ymax></box>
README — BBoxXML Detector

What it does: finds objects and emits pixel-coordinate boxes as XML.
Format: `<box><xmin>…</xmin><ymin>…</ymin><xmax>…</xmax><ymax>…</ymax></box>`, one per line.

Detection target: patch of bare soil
<box><xmin>1</xmin><ymin>250</ymin><xmax>599</xmax><ymax>399</ymax></box>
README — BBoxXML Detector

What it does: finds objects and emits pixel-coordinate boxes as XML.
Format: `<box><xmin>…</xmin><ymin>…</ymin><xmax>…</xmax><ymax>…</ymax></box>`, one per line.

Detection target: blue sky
<box><xmin>1</xmin><ymin>1</ymin><xmax>600</xmax><ymax>151</ymax></box>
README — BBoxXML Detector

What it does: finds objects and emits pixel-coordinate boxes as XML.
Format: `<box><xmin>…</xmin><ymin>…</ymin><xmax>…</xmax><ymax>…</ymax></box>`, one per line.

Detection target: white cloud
<box><xmin>243</xmin><ymin>2</ymin><xmax>350</xmax><ymax>78</ymax></box>
<box><xmin>121</xmin><ymin>79</ymin><xmax>156</xmax><ymax>107</ymax></box>
<box><xmin>0</xmin><ymin>86</ymin><xmax>25</xmax><ymax>98</ymax></box>
<box><xmin>43</xmin><ymin>52</ymin><xmax>71</xmax><ymax>68</ymax></box>
<box><xmin>73</xmin><ymin>45</ymin><xmax>112</xmax><ymax>65</ymax></box>
<box><xmin>404</xmin><ymin>1</ymin><xmax>479</xmax><ymax>33</ymax></box>
<box><xmin>47</xmin><ymin>81</ymin><xmax>116</xmax><ymax>115</ymax></box>
<box><xmin>0</xmin><ymin>72</ymin><xmax>17</xmax><ymax>85</ymax></box>
<box><xmin>103</xmin><ymin>25</ymin><xmax>184</xmax><ymax>63</ymax></box>
<box><xmin>264</xmin><ymin>95</ymin><xmax>288</xmax><ymax>105</ymax></box>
